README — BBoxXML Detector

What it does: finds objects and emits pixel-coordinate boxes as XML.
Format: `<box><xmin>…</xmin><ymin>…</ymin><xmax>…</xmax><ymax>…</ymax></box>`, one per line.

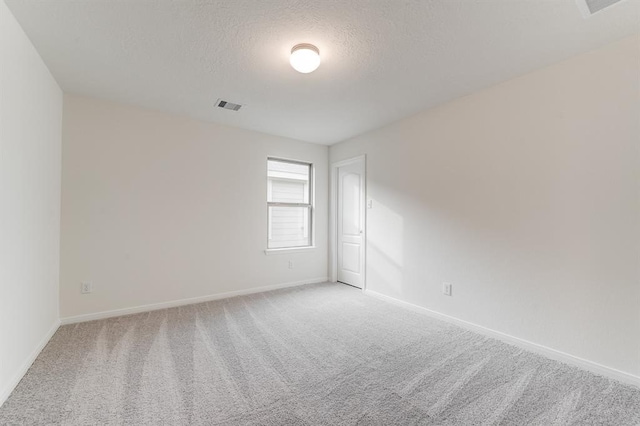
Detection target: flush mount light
<box><xmin>290</xmin><ymin>43</ymin><xmax>320</xmax><ymax>74</ymax></box>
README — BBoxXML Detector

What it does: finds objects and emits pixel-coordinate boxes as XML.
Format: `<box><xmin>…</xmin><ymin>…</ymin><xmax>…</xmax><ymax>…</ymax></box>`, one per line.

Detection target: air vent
<box><xmin>215</xmin><ymin>98</ymin><xmax>242</xmax><ymax>111</ymax></box>
<box><xmin>576</xmin><ymin>0</ymin><xmax>626</xmax><ymax>16</ymax></box>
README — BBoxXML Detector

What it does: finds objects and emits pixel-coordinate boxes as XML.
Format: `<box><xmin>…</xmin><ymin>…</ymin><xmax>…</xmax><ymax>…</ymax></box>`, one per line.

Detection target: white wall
<box><xmin>330</xmin><ymin>35</ymin><xmax>640</xmax><ymax>377</ymax></box>
<box><xmin>0</xmin><ymin>0</ymin><xmax>63</xmax><ymax>405</ymax></box>
<box><xmin>60</xmin><ymin>95</ymin><xmax>328</xmax><ymax>318</ymax></box>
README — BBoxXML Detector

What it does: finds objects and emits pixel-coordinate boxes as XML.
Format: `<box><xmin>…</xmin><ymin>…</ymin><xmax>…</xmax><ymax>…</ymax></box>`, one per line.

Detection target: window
<box><xmin>267</xmin><ymin>158</ymin><xmax>313</xmax><ymax>249</ymax></box>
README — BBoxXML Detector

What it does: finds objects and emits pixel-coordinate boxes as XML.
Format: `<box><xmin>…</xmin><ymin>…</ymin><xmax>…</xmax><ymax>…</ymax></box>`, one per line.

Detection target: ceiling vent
<box><xmin>215</xmin><ymin>99</ymin><xmax>242</xmax><ymax>111</ymax></box>
<box><xmin>576</xmin><ymin>0</ymin><xmax>626</xmax><ymax>16</ymax></box>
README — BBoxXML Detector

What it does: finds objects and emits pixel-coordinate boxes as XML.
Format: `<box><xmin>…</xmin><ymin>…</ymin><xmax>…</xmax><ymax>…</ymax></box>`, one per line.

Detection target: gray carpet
<box><xmin>1</xmin><ymin>283</ymin><xmax>639</xmax><ymax>425</ymax></box>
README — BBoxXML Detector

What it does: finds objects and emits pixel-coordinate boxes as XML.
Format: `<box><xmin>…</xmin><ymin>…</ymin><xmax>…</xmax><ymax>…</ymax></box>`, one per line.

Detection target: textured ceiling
<box><xmin>5</xmin><ymin>0</ymin><xmax>640</xmax><ymax>144</ymax></box>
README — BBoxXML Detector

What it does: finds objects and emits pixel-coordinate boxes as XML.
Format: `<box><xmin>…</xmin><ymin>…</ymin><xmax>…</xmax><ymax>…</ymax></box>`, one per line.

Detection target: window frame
<box><xmin>266</xmin><ymin>157</ymin><xmax>314</xmax><ymax>252</ymax></box>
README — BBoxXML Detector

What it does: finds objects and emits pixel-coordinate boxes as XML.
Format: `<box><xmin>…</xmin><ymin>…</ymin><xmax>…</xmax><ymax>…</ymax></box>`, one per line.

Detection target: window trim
<box><xmin>264</xmin><ymin>246</ymin><xmax>316</xmax><ymax>255</ymax></box>
<box><xmin>266</xmin><ymin>157</ymin><xmax>314</xmax><ymax>251</ymax></box>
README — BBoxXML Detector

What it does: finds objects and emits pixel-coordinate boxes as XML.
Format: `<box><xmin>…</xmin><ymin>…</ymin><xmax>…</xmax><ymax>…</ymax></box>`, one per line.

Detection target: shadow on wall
<box><xmin>363</xmin><ymin>179</ymin><xmax>535</xmax><ymax>307</ymax></box>
<box><xmin>364</xmin><ymin>171</ymin><xmax>627</xmax><ymax>341</ymax></box>
<box><xmin>367</xmin><ymin>199</ymin><xmax>404</xmax><ymax>297</ymax></box>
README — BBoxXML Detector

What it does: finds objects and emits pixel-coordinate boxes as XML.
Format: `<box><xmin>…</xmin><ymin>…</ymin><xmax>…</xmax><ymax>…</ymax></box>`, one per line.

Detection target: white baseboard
<box><xmin>365</xmin><ymin>289</ymin><xmax>640</xmax><ymax>389</ymax></box>
<box><xmin>0</xmin><ymin>319</ymin><xmax>61</xmax><ymax>407</ymax></box>
<box><xmin>60</xmin><ymin>277</ymin><xmax>328</xmax><ymax>325</ymax></box>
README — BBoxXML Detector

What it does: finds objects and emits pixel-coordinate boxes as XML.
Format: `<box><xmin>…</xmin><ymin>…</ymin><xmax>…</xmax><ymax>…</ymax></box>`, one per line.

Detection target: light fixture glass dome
<box><xmin>290</xmin><ymin>43</ymin><xmax>320</xmax><ymax>74</ymax></box>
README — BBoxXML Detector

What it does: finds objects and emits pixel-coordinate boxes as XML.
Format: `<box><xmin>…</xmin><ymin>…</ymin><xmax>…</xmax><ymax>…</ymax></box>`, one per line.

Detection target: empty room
<box><xmin>1</xmin><ymin>0</ymin><xmax>639</xmax><ymax>424</ymax></box>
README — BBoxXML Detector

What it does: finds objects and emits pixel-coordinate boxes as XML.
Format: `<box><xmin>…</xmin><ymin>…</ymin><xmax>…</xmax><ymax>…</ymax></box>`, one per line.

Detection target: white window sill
<box><xmin>264</xmin><ymin>246</ymin><xmax>316</xmax><ymax>255</ymax></box>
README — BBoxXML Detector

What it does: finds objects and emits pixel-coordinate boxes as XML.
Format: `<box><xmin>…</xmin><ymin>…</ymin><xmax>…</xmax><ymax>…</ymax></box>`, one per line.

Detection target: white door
<box><xmin>337</xmin><ymin>159</ymin><xmax>365</xmax><ymax>288</ymax></box>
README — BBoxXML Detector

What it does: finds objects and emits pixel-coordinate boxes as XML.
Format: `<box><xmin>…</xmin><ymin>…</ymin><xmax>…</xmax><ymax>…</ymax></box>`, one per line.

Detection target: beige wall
<box><xmin>0</xmin><ymin>0</ymin><xmax>63</xmax><ymax>404</ymax></box>
<box><xmin>60</xmin><ymin>95</ymin><xmax>329</xmax><ymax>318</ymax></box>
<box><xmin>330</xmin><ymin>35</ymin><xmax>640</xmax><ymax>376</ymax></box>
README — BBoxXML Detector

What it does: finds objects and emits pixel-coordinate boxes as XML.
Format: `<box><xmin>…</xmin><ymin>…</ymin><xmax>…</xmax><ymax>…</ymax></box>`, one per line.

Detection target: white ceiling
<box><xmin>5</xmin><ymin>0</ymin><xmax>640</xmax><ymax>145</ymax></box>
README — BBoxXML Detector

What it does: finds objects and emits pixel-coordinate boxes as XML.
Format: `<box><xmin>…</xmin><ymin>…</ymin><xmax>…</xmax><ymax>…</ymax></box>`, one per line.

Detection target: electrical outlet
<box><xmin>81</xmin><ymin>282</ymin><xmax>92</xmax><ymax>294</ymax></box>
<box><xmin>288</xmin><ymin>261</ymin><xmax>294</xmax><ymax>269</ymax></box>
<box><xmin>368</xmin><ymin>200</ymin><xmax>373</xmax><ymax>209</ymax></box>
<box><xmin>442</xmin><ymin>282</ymin><xmax>452</xmax><ymax>297</ymax></box>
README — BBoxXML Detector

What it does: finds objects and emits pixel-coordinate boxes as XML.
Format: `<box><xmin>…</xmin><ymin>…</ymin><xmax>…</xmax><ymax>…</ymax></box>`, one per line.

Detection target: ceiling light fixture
<box><xmin>290</xmin><ymin>43</ymin><xmax>320</xmax><ymax>74</ymax></box>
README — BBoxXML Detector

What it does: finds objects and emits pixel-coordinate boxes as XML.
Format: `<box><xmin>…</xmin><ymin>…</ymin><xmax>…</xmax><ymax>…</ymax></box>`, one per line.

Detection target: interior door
<box><xmin>337</xmin><ymin>160</ymin><xmax>364</xmax><ymax>288</ymax></box>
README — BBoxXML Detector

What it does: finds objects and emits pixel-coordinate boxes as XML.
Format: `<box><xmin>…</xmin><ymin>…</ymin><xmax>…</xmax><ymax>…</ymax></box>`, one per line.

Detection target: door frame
<box><xmin>330</xmin><ymin>155</ymin><xmax>367</xmax><ymax>290</ymax></box>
